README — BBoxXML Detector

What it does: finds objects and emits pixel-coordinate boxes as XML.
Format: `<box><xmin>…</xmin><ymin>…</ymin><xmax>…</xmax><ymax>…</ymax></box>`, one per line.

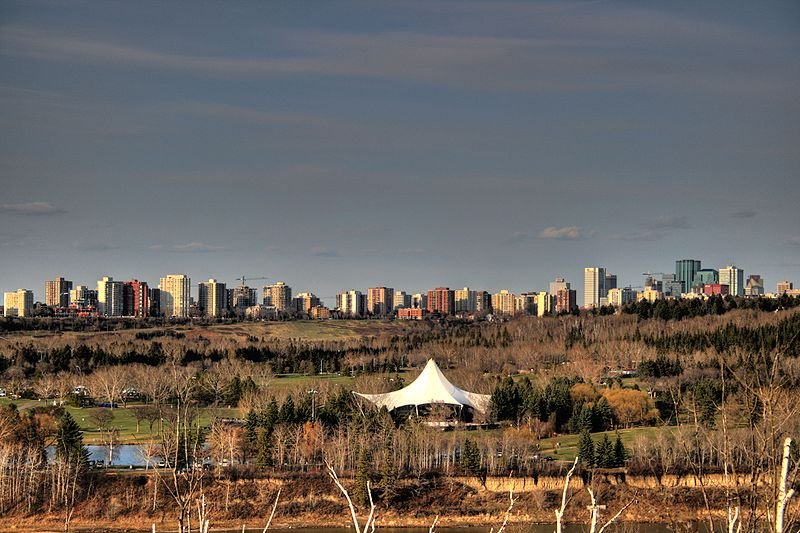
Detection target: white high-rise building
<box><xmin>159</xmin><ymin>274</ymin><xmax>191</xmax><ymax>318</ymax></box>
<box><xmin>719</xmin><ymin>266</ymin><xmax>744</xmax><ymax>297</ymax></box>
<box><xmin>97</xmin><ymin>276</ymin><xmax>124</xmax><ymax>316</ymax></box>
<box><xmin>263</xmin><ymin>282</ymin><xmax>292</xmax><ymax>312</ymax></box>
<box><xmin>198</xmin><ymin>279</ymin><xmax>226</xmax><ymax>317</ymax></box>
<box><xmin>393</xmin><ymin>290</ymin><xmax>411</xmax><ymax>310</ymax></box>
<box><xmin>607</xmin><ymin>287</ymin><xmax>635</xmax><ymax>307</ymax></box>
<box><xmin>583</xmin><ymin>267</ymin><xmax>606</xmax><ymax>308</ymax></box>
<box><xmin>337</xmin><ymin>290</ymin><xmax>363</xmax><ymax>317</ymax></box>
<box><xmin>537</xmin><ymin>291</ymin><xmax>554</xmax><ymax>317</ymax></box>
<box><xmin>3</xmin><ymin>289</ymin><xmax>33</xmax><ymax>317</ymax></box>
<box><xmin>411</xmin><ymin>293</ymin><xmax>427</xmax><ymax>309</ymax></box>
<box><xmin>454</xmin><ymin>287</ymin><xmax>477</xmax><ymax>313</ymax></box>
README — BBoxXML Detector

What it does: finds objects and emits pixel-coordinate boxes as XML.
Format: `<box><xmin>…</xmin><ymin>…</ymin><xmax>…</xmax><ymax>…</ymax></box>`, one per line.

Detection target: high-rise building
<box><xmin>777</xmin><ymin>280</ymin><xmax>793</xmax><ymax>295</ymax></box>
<box><xmin>583</xmin><ymin>267</ymin><xmax>606</xmax><ymax>308</ymax></box>
<box><xmin>292</xmin><ymin>292</ymin><xmax>320</xmax><ymax>315</ymax></box>
<box><xmin>537</xmin><ymin>291</ymin><xmax>554</xmax><ymax>317</ymax></box>
<box><xmin>703</xmin><ymin>284</ymin><xmax>729</xmax><ymax>296</ymax></box>
<box><xmin>411</xmin><ymin>293</ymin><xmax>427</xmax><ymax>309</ymax></box>
<box><xmin>97</xmin><ymin>276</ymin><xmax>124</xmax><ymax>316</ymax></box>
<box><xmin>336</xmin><ymin>290</ymin><xmax>364</xmax><ymax>317</ymax></box>
<box><xmin>232</xmin><ymin>286</ymin><xmax>257</xmax><ymax>315</ymax></box>
<box><xmin>454</xmin><ymin>287</ymin><xmax>477</xmax><ymax>313</ymax></box>
<box><xmin>198</xmin><ymin>279</ymin><xmax>226</xmax><ymax>317</ymax></box>
<box><xmin>149</xmin><ymin>288</ymin><xmax>161</xmax><ymax>316</ymax></box>
<box><xmin>555</xmin><ymin>288</ymin><xmax>577</xmax><ymax>314</ymax></box>
<box><xmin>475</xmin><ymin>290</ymin><xmax>492</xmax><ymax>313</ymax></box>
<box><xmin>367</xmin><ymin>287</ymin><xmax>394</xmax><ymax>316</ymax></box>
<box><xmin>45</xmin><ymin>277</ymin><xmax>72</xmax><ymax>308</ymax></box>
<box><xmin>549</xmin><ymin>278</ymin><xmax>569</xmax><ymax>295</ymax></box>
<box><xmin>607</xmin><ymin>287</ymin><xmax>635</xmax><ymax>307</ymax></box>
<box><xmin>159</xmin><ymin>274</ymin><xmax>191</xmax><ymax>318</ymax></box>
<box><xmin>491</xmin><ymin>289</ymin><xmax>515</xmax><ymax>315</ymax></box>
<box><xmin>604</xmin><ymin>273</ymin><xmax>617</xmax><ymax>292</ymax></box>
<box><xmin>719</xmin><ymin>266</ymin><xmax>744</xmax><ymax>297</ymax></box>
<box><xmin>263</xmin><ymin>282</ymin><xmax>292</xmax><ymax>312</ymax></box>
<box><xmin>3</xmin><ymin>289</ymin><xmax>33</xmax><ymax>317</ymax></box>
<box><xmin>427</xmin><ymin>287</ymin><xmax>455</xmax><ymax>315</ymax></box>
<box><xmin>675</xmin><ymin>259</ymin><xmax>701</xmax><ymax>293</ymax></box>
<box><xmin>662</xmin><ymin>274</ymin><xmax>684</xmax><ymax>298</ymax></box>
<box><xmin>69</xmin><ymin>285</ymin><xmax>96</xmax><ymax>309</ymax></box>
<box><xmin>744</xmin><ymin>275</ymin><xmax>764</xmax><ymax>297</ymax></box>
<box><xmin>393</xmin><ymin>290</ymin><xmax>411</xmax><ymax>310</ymax></box>
<box><xmin>693</xmin><ymin>269</ymin><xmax>719</xmax><ymax>289</ymax></box>
<box><xmin>123</xmin><ymin>280</ymin><xmax>149</xmax><ymax>317</ymax></box>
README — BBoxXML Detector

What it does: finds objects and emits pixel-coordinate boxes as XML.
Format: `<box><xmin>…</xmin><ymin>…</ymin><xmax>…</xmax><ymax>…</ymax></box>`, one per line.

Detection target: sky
<box><xmin>1</xmin><ymin>0</ymin><xmax>799</xmax><ymax>306</ymax></box>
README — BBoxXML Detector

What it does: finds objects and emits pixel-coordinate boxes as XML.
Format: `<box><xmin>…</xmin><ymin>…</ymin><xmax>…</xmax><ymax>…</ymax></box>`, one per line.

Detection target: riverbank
<box><xmin>0</xmin><ymin>472</ymin><xmax>791</xmax><ymax>532</ymax></box>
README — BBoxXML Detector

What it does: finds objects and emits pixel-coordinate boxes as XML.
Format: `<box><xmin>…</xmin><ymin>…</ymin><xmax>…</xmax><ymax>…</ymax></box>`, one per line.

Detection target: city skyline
<box><xmin>1</xmin><ymin>256</ymin><xmax>795</xmax><ymax>313</ymax></box>
<box><xmin>1</xmin><ymin>1</ymin><xmax>799</xmax><ymax>301</ymax></box>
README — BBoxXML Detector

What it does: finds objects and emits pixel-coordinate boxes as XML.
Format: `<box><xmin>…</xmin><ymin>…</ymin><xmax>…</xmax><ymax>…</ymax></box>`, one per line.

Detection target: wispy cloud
<box><xmin>504</xmin><ymin>231</ymin><xmax>531</xmax><ymax>245</ymax></box>
<box><xmin>538</xmin><ymin>226</ymin><xmax>585</xmax><ymax>240</ymax></box>
<box><xmin>731</xmin><ymin>209</ymin><xmax>757</xmax><ymax>219</ymax></box>
<box><xmin>0</xmin><ymin>201</ymin><xmax>65</xmax><ymax>216</ymax></box>
<box><xmin>310</xmin><ymin>246</ymin><xmax>340</xmax><ymax>257</ymax></box>
<box><xmin>72</xmin><ymin>241</ymin><xmax>116</xmax><ymax>252</ymax></box>
<box><xmin>643</xmin><ymin>215</ymin><xmax>691</xmax><ymax>230</ymax></box>
<box><xmin>787</xmin><ymin>237</ymin><xmax>800</xmax><ymax>247</ymax></box>
<box><xmin>1</xmin><ymin>11</ymin><xmax>790</xmax><ymax>96</ymax></box>
<box><xmin>149</xmin><ymin>242</ymin><xmax>227</xmax><ymax>253</ymax></box>
<box><xmin>613</xmin><ymin>230</ymin><xmax>665</xmax><ymax>242</ymax></box>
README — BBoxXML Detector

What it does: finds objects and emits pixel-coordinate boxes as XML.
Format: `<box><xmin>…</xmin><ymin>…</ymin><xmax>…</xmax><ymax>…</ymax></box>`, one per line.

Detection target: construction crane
<box><xmin>236</xmin><ymin>276</ymin><xmax>269</xmax><ymax>287</ymax></box>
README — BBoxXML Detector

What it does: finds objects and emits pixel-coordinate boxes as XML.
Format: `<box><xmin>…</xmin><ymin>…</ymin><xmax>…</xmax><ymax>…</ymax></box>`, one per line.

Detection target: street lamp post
<box><xmin>307</xmin><ymin>389</ymin><xmax>319</xmax><ymax>422</ymax></box>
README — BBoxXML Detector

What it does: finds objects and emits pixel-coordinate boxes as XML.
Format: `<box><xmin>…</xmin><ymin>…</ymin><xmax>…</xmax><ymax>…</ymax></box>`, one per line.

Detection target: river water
<box><xmin>81</xmin><ymin>526</ymin><xmax>714</xmax><ymax>532</ymax></box>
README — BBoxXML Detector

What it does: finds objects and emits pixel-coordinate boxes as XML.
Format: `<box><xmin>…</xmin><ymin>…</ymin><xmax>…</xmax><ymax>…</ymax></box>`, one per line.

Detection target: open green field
<box><xmin>0</xmin><ymin>398</ymin><xmax>241</xmax><ymax>444</ymax></box>
<box><xmin>537</xmin><ymin>426</ymin><xmax>672</xmax><ymax>461</ymax></box>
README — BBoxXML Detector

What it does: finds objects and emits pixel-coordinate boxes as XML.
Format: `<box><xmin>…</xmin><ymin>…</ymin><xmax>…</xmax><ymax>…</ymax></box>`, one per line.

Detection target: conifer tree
<box><xmin>613</xmin><ymin>432</ymin><xmax>627</xmax><ymax>467</ymax></box>
<box><xmin>577</xmin><ymin>429</ymin><xmax>595</xmax><ymax>467</ymax></box>
<box><xmin>278</xmin><ymin>395</ymin><xmax>295</xmax><ymax>424</ymax></box>
<box><xmin>354</xmin><ymin>447</ymin><xmax>372</xmax><ymax>506</ymax></box>
<box><xmin>595</xmin><ymin>434</ymin><xmax>614</xmax><ymax>468</ymax></box>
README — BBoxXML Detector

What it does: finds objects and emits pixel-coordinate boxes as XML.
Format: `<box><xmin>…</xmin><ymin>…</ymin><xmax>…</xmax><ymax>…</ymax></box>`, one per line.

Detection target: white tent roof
<box><xmin>354</xmin><ymin>359</ymin><xmax>491</xmax><ymax>413</ymax></box>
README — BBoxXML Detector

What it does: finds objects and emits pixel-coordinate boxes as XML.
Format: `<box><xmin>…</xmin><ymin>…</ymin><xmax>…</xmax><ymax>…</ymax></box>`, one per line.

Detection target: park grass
<box><xmin>537</xmin><ymin>426</ymin><xmax>674</xmax><ymax>461</ymax></box>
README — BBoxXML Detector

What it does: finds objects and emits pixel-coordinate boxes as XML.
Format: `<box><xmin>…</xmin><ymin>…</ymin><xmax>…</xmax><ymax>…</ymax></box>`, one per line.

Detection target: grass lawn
<box><xmin>0</xmin><ymin>398</ymin><xmax>242</xmax><ymax>444</ymax></box>
<box><xmin>537</xmin><ymin>426</ymin><xmax>674</xmax><ymax>461</ymax></box>
<box><xmin>67</xmin><ymin>405</ymin><xmax>243</xmax><ymax>444</ymax></box>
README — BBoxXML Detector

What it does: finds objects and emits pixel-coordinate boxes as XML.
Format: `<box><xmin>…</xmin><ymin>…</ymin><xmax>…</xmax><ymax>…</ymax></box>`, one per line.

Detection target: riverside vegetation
<box><xmin>0</xmin><ymin>300</ymin><xmax>798</xmax><ymax>531</ymax></box>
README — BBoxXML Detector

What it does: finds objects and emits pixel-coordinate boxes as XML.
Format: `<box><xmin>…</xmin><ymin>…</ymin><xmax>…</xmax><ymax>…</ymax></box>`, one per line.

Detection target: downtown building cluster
<box><xmin>2</xmin><ymin>259</ymin><xmax>798</xmax><ymax>320</ymax></box>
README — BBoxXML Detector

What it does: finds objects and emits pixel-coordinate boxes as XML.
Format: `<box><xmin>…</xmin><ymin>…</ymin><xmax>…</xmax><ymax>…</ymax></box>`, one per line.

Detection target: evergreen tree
<box><xmin>264</xmin><ymin>396</ymin><xmax>279</xmax><ymax>430</ymax></box>
<box><xmin>460</xmin><ymin>438</ymin><xmax>482</xmax><ymax>476</ymax></box>
<box><xmin>592</xmin><ymin>396</ymin><xmax>615</xmax><ymax>432</ymax></box>
<box><xmin>255</xmin><ymin>428</ymin><xmax>273</xmax><ymax>467</ymax></box>
<box><xmin>577</xmin><ymin>429</ymin><xmax>595</xmax><ymax>467</ymax></box>
<box><xmin>278</xmin><ymin>395</ymin><xmax>296</xmax><ymax>424</ymax></box>
<box><xmin>55</xmin><ymin>412</ymin><xmax>88</xmax><ymax>467</ymax></box>
<box><xmin>354</xmin><ymin>447</ymin><xmax>372</xmax><ymax>506</ymax></box>
<box><xmin>224</xmin><ymin>376</ymin><xmax>243</xmax><ymax>405</ymax></box>
<box><xmin>613</xmin><ymin>433</ymin><xmax>627</xmax><ymax>467</ymax></box>
<box><xmin>595</xmin><ymin>434</ymin><xmax>614</xmax><ymax>468</ymax></box>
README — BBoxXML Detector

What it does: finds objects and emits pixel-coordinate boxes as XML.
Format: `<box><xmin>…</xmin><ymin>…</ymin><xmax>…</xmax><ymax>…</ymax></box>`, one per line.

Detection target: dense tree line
<box><xmin>623</xmin><ymin>294</ymin><xmax>800</xmax><ymax>321</ymax></box>
<box><xmin>640</xmin><ymin>312</ymin><xmax>800</xmax><ymax>357</ymax></box>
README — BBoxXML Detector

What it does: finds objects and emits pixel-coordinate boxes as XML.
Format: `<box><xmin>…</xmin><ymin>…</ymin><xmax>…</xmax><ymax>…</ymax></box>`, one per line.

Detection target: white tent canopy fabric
<box><xmin>354</xmin><ymin>359</ymin><xmax>491</xmax><ymax>413</ymax></box>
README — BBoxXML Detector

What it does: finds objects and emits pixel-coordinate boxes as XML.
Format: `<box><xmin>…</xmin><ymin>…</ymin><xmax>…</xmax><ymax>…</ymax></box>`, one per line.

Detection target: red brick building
<box><xmin>427</xmin><ymin>287</ymin><xmax>455</xmax><ymax>315</ymax></box>
<box><xmin>703</xmin><ymin>283</ymin><xmax>729</xmax><ymax>296</ymax></box>
<box><xmin>397</xmin><ymin>307</ymin><xmax>428</xmax><ymax>320</ymax></box>
<box><xmin>123</xmin><ymin>280</ymin><xmax>149</xmax><ymax>317</ymax></box>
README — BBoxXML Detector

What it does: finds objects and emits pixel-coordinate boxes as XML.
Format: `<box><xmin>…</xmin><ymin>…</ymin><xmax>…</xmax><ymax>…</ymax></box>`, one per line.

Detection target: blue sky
<box><xmin>1</xmin><ymin>0</ymin><xmax>798</xmax><ymax>306</ymax></box>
